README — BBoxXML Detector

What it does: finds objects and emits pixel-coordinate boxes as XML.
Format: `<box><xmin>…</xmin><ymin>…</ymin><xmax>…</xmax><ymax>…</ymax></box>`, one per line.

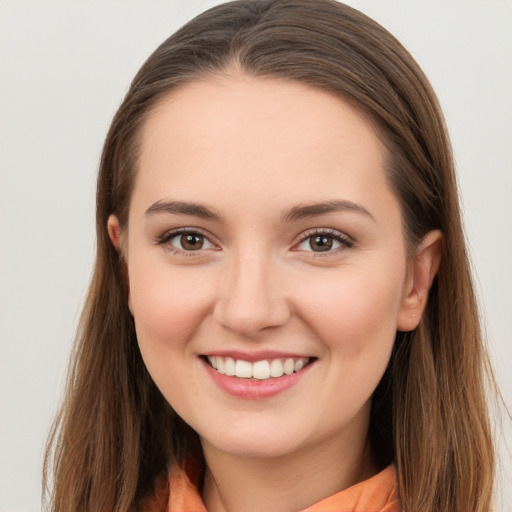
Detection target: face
<box><xmin>113</xmin><ymin>75</ymin><xmax>425</xmax><ymax>462</ymax></box>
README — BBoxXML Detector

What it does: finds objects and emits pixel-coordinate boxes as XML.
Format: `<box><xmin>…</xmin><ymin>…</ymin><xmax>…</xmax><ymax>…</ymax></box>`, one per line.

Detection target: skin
<box><xmin>108</xmin><ymin>74</ymin><xmax>441</xmax><ymax>512</ymax></box>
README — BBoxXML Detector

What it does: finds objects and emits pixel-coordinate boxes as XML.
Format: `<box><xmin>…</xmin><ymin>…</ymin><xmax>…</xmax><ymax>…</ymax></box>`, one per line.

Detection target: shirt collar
<box><xmin>166</xmin><ymin>460</ymin><xmax>398</xmax><ymax>512</ymax></box>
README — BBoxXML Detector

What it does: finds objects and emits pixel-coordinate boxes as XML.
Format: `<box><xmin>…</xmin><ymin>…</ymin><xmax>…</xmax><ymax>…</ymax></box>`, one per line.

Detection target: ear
<box><xmin>107</xmin><ymin>214</ymin><xmax>122</xmax><ymax>251</ymax></box>
<box><xmin>397</xmin><ymin>230</ymin><xmax>443</xmax><ymax>331</ymax></box>
<box><xmin>107</xmin><ymin>214</ymin><xmax>134</xmax><ymax>316</ymax></box>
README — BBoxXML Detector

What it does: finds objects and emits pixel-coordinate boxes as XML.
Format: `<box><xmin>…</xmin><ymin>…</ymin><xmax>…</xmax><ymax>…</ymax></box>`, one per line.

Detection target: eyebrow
<box><xmin>145</xmin><ymin>198</ymin><xmax>374</xmax><ymax>223</ymax></box>
<box><xmin>280</xmin><ymin>199</ymin><xmax>375</xmax><ymax>223</ymax></box>
<box><xmin>145</xmin><ymin>200</ymin><xmax>224</xmax><ymax>222</ymax></box>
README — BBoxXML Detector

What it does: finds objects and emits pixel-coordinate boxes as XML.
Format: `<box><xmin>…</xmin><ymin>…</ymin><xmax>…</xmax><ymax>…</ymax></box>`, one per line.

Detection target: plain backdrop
<box><xmin>1</xmin><ymin>1</ymin><xmax>511</xmax><ymax>511</ymax></box>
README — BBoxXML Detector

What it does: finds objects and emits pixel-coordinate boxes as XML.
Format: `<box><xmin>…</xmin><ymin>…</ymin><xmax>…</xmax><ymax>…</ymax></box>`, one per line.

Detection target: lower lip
<box><xmin>202</xmin><ymin>359</ymin><xmax>313</xmax><ymax>400</ymax></box>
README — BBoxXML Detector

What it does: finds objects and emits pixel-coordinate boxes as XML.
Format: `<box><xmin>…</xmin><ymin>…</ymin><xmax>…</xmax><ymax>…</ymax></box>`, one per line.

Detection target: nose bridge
<box><xmin>214</xmin><ymin>244</ymin><xmax>289</xmax><ymax>337</ymax></box>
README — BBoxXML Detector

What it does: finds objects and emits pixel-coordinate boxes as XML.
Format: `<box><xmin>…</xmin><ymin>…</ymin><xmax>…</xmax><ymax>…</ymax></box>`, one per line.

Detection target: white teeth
<box><xmin>283</xmin><ymin>358</ymin><xmax>295</xmax><ymax>375</ymax></box>
<box><xmin>224</xmin><ymin>357</ymin><xmax>236</xmax><ymax>376</ymax></box>
<box><xmin>252</xmin><ymin>360</ymin><xmax>271</xmax><ymax>380</ymax></box>
<box><xmin>235</xmin><ymin>359</ymin><xmax>253</xmax><ymax>378</ymax></box>
<box><xmin>294</xmin><ymin>359</ymin><xmax>305</xmax><ymax>372</ymax></box>
<box><xmin>206</xmin><ymin>356</ymin><xmax>310</xmax><ymax>380</ymax></box>
<box><xmin>270</xmin><ymin>359</ymin><xmax>284</xmax><ymax>377</ymax></box>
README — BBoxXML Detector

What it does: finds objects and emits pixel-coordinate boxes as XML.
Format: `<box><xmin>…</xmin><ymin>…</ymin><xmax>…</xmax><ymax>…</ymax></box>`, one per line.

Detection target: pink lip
<box><xmin>201</xmin><ymin>357</ymin><xmax>314</xmax><ymax>400</ymax></box>
<box><xmin>202</xmin><ymin>350</ymin><xmax>311</xmax><ymax>363</ymax></box>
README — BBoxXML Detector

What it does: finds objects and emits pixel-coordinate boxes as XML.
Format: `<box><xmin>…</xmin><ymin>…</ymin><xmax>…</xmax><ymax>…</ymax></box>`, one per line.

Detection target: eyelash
<box><xmin>155</xmin><ymin>227</ymin><xmax>354</xmax><ymax>256</ymax></box>
<box><xmin>155</xmin><ymin>228</ymin><xmax>218</xmax><ymax>256</ymax></box>
<box><xmin>294</xmin><ymin>228</ymin><xmax>354</xmax><ymax>255</ymax></box>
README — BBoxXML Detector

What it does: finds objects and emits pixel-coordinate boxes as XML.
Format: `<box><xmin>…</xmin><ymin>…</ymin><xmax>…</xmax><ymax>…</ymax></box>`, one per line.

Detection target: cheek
<box><xmin>128</xmin><ymin>262</ymin><xmax>215</xmax><ymax>356</ymax></box>
<box><xmin>128</xmin><ymin>262</ymin><xmax>218</xmax><ymax>413</ymax></box>
<box><xmin>297</xmin><ymin>263</ymin><xmax>405</xmax><ymax>354</ymax></box>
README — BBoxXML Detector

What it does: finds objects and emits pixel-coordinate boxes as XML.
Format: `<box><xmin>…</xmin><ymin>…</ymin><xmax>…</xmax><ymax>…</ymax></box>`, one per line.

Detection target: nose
<box><xmin>213</xmin><ymin>248</ymin><xmax>291</xmax><ymax>338</ymax></box>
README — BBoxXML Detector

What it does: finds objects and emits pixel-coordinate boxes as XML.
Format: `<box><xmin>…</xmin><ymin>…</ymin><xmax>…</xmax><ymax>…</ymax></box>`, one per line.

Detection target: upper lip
<box><xmin>200</xmin><ymin>350</ymin><xmax>314</xmax><ymax>362</ymax></box>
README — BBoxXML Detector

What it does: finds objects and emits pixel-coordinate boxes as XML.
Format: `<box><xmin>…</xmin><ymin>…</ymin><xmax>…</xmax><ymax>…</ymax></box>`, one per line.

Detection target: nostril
<box><xmin>213</xmin><ymin>290</ymin><xmax>291</xmax><ymax>337</ymax></box>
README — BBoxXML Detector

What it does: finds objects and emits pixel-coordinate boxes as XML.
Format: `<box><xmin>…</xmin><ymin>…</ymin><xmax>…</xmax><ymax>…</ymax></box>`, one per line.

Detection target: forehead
<box><xmin>132</xmin><ymin>75</ymin><xmax>392</xmax><ymax>219</ymax></box>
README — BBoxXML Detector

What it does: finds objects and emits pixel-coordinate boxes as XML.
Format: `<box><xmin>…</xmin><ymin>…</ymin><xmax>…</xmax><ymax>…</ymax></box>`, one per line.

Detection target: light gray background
<box><xmin>1</xmin><ymin>1</ymin><xmax>511</xmax><ymax>511</ymax></box>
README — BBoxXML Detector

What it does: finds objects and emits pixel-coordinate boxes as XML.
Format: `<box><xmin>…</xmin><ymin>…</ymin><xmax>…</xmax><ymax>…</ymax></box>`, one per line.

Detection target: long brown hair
<box><xmin>44</xmin><ymin>1</ymin><xmax>495</xmax><ymax>510</ymax></box>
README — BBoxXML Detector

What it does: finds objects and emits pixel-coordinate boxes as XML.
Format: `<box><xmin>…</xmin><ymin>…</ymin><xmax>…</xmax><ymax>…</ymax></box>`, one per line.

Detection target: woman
<box><xmin>44</xmin><ymin>1</ymin><xmax>496</xmax><ymax>511</ymax></box>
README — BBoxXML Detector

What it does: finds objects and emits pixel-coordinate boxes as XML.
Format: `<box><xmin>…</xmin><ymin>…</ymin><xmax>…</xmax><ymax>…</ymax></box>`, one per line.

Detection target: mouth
<box><xmin>202</xmin><ymin>355</ymin><xmax>314</xmax><ymax>381</ymax></box>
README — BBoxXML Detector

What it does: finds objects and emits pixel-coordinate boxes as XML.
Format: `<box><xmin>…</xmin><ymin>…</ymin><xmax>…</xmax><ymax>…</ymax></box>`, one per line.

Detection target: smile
<box><xmin>206</xmin><ymin>356</ymin><xmax>310</xmax><ymax>380</ymax></box>
<box><xmin>202</xmin><ymin>354</ymin><xmax>315</xmax><ymax>400</ymax></box>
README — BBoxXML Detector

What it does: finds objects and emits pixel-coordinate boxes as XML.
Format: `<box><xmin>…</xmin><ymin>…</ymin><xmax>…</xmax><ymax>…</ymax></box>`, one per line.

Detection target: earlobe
<box><xmin>397</xmin><ymin>230</ymin><xmax>443</xmax><ymax>332</ymax></box>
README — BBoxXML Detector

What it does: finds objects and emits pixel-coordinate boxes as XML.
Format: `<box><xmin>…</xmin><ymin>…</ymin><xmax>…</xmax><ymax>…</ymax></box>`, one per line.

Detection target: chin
<box><xmin>200</xmin><ymin>427</ymin><xmax>307</xmax><ymax>460</ymax></box>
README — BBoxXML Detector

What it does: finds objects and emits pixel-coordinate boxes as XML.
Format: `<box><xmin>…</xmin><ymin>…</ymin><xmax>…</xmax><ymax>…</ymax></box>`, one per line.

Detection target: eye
<box><xmin>296</xmin><ymin>230</ymin><xmax>353</xmax><ymax>253</ymax></box>
<box><xmin>157</xmin><ymin>229</ymin><xmax>216</xmax><ymax>253</ymax></box>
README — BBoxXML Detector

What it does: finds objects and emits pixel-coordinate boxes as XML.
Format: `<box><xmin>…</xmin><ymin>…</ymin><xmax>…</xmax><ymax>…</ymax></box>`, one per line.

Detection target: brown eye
<box><xmin>162</xmin><ymin>231</ymin><xmax>215</xmax><ymax>252</ymax></box>
<box><xmin>179</xmin><ymin>233</ymin><xmax>205</xmax><ymax>250</ymax></box>
<box><xmin>309</xmin><ymin>235</ymin><xmax>333</xmax><ymax>252</ymax></box>
<box><xmin>296</xmin><ymin>230</ymin><xmax>351</xmax><ymax>253</ymax></box>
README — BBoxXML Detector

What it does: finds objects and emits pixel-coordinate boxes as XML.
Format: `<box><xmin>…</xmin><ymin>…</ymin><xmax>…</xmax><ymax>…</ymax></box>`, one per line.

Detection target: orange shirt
<box><xmin>145</xmin><ymin>460</ymin><xmax>399</xmax><ymax>512</ymax></box>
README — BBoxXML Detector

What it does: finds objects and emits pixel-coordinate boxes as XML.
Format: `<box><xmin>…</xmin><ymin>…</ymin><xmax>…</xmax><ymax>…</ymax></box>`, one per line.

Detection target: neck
<box><xmin>201</xmin><ymin>429</ymin><xmax>378</xmax><ymax>512</ymax></box>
